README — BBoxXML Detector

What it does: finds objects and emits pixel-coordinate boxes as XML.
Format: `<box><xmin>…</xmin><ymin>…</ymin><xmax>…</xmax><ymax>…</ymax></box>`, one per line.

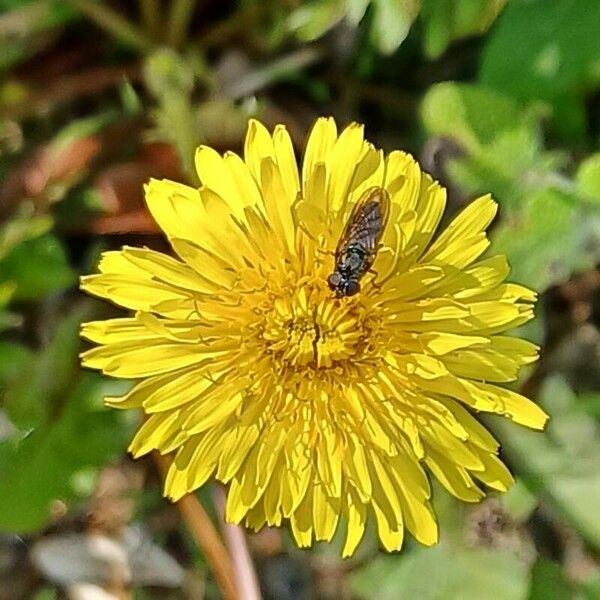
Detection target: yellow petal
<box><xmin>264</xmin><ymin>460</ymin><xmax>284</xmax><ymax>526</ymax></box>
<box><xmin>217</xmin><ymin>423</ymin><xmax>261</xmax><ymax>482</ymax></box>
<box><xmin>80</xmin><ymin>274</ymin><xmax>195</xmax><ymax>318</ymax></box>
<box><xmin>422</xmin><ymin>194</ymin><xmax>497</xmax><ymax>268</ymax></box>
<box><xmin>344</xmin><ymin>434</ymin><xmax>372</xmax><ymax>502</ymax></box>
<box><xmin>396</xmin><ymin>486</ymin><xmax>438</xmax><ymax>545</ymax></box>
<box><xmin>273</xmin><ymin>124</ymin><xmax>300</xmax><ymax>205</ymax></box>
<box><xmin>433</xmin><ymin>397</ymin><xmax>499</xmax><ymax>452</ymax></box>
<box><xmin>372</xmin><ymin>501</ymin><xmax>404</xmax><ymax>552</ymax></box>
<box><xmin>423</xmin><ymin>423</ymin><xmax>484</xmax><ymax>471</ymax></box>
<box><xmin>122</xmin><ymin>246</ymin><xmax>213</xmax><ymax>294</ymax></box>
<box><xmin>260</xmin><ymin>157</ymin><xmax>296</xmax><ymax>254</ymax></box>
<box><xmin>466</xmin><ymin>381</ymin><xmax>549</xmax><ymax>429</ymax></box>
<box><xmin>183</xmin><ymin>427</ymin><xmax>230</xmax><ymax>497</ymax></box>
<box><xmin>472</xmin><ymin>451</ymin><xmax>515</xmax><ymax>492</ymax></box>
<box><xmin>369</xmin><ymin>452</ymin><xmax>402</xmax><ymax>529</ymax></box>
<box><xmin>244</xmin><ymin>118</ymin><xmax>275</xmax><ymax>182</ymax></box>
<box><xmin>290</xmin><ymin>491</ymin><xmax>314</xmax><ymax>548</ymax></box>
<box><xmin>425</xmin><ymin>446</ymin><xmax>484</xmax><ymax>503</ymax></box>
<box><xmin>313</xmin><ymin>484</ymin><xmax>340</xmax><ymax>542</ymax></box>
<box><xmin>302</xmin><ymin>116</ymin><xmax>337</xmax><ymax>192</ymax></box>
<box><xmin>384</xmin><ymin>151</ymin><xmax>421</xmax><ymax>210</ymax></box>
<box><xmin>445</xmin><ymin>255</ymin><xmax>510</xmax><ymax>299</ymax></box>
<box><xmin>342</xmin><ymin>490</ymin><xmax>367</xmax><ymax>557</ymax></box>
<box><xmin>419</xmin><ymin>332</ymin><xmax>490</xmax><ymax>355</ymax></box>
<box><xmin>195</xmin><ymin>146</ymin><xmax>252</xmax><ymax>221</ymax></box>
<box><xmin>81</xmin><ymin>339</ymin><xmax>217</xmax><ymax>377</ymax></box>
<box><xmin>402</xmin><ymin>179</ymin><xmax>447</xmax><ymax>265</ymax></box>
<box><xmin>144</xmin><ymin>178</ymin><xmax>202</xmax><ymax>243</ymax></box>
<box><xmin>129</xmin><ymin>412</ymin><xmax>181</xmax><ymax>458</ymax></box>
<box><xmin>327</xmin><ymin>122</ymin><xmax>364</xmax><ymax>215</ymax></box>
<box><xmin>348</xmin><ymin>144</ymin><xmax>385</xmax><ymax>205</ymax></box>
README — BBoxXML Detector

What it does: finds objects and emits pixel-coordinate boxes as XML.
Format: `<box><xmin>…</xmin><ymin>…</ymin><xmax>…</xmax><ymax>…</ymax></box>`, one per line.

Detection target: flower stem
<box><xmin>64</xmin><ymin>0</ymin><xmax>153</xmax><ymax>53</ymax></box>
<box><xmin>154</xmin><ymin>454</ymin><xmax>238</xmax><ymax>600</ymax></box>
<box><xmin>138</xmin><ymin>0</ymin><xmax>161</xmax><ymax>40</ymax></box>
<box><xmin>197</xmin><ymin>3</ymin><xmax>258</xmax><ymax>49</ymax></box>
<box><xmin>166</xmin><ymin>0</ymin><xmax>198</xmax><ymax>48</ymax></box>
<box><xmin>213</xmin><ymin>485</ymin><xmax>263</xmax><ymax>600</ymax></box>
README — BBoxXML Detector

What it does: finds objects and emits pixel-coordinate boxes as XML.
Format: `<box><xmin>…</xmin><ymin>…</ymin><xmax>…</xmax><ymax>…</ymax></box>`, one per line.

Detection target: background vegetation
<box><xmin>1</xmin><ymin>1</ymin><xmax>600</xmax><ymax>598</ymax></box>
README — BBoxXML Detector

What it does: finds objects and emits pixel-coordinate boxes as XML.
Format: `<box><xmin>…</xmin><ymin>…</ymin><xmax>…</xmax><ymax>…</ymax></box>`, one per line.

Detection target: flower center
<box><xmin>258</xmin><ymin>282</ymin><xmax>378</xmax><ymax>371</ymax></box>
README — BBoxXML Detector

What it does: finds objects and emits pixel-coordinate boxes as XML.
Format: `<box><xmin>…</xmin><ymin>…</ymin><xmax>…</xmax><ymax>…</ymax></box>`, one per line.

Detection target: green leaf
<box><xmin>501</xmin><ymin>480</ymin><xmax>537</xmax><ymax>521</ymax></box>
<box><xmin>370</xmin><ymin>0</ymin><xmax>421</xmax><ymax>55</ymax></box>
<box><xmin>346</xmin><ymin>0</ymin><xmax>370</xmax><ymax>24</ymax></box>
<box><xmin>0</xmin><ymin>0</ymin><xmax>76</xmax><ymax>21</ymax></box>
<box><xmin>288</xmin><ymin>0</ymin><xmax>346</xmax><ymax>41</ymax></box>
<box><xmin>421</xmin><ymin>0</ymin><xmax>507</xmax><ymax>59</ymax></box>
<box><xmin>421</xmin><ymin>81</ymin><xmax>600</xmax><ymax>291</ymax></box>
<box><xmin>576</xmin><ymin>153</ymin><xmax>600</xmax><ymax>203</ymax></box>
<box><xmin>0</xmin><ymin>281</ymin><xmax>13</xmax><ymax>305</ymax></box>
<box><xmin>351</xmin><ymin>542</ymin><xmax>529</xmax><ymax>600</ymax></box>
<box><xmin>447</xmin><ymin>125</ymin><xmax>551</xmax><ymax>209</ymax></box>
<box><xmin>0</xmin><ymin>342</ymin><xmax>34</xmax><ymax>385</ymax></box>
<box><xmin>486</xmin><ymin>376</ymin><xmax>600</xmax><ymax>550</ymax></box>
<box><xmin>118</xmin><ymin>79</ymin><xmax>142</xmax><ymax>116</ymax></box>
<box><xmin>0</xmin><ymin>1</ymin><xmax>82</xmax><ymax>70</ymax></box>
<box><xmin>528</xmin><ymin>559</ymin><xmax>574</xmax><ymax>600</ymax></box>
<box><xmin>0</xmin><ymin>309</ymin><xmax>132</xmax><ymax>532</ymax></box>
<box><xmin>421</xmin><ymin>82</ymin><xmax>535</xmax><ymax>152</ymax></box>
<box><xmin>289</xmin><ymin>0</ymin><xmax>421</xmax><ymax>54</ymax></box>
<box><xmin>0</xmin><ymin>234</ymin><xmax>75</xmax><ymax>301</ymax></box>
<box><xmin>0</xmin><ymin>213</ymin><xmax>53</xmax><ymax>260</ymax></box>
<box><xmin>30</xmin><ymin>589</ymin><xmax>57</xmax><ymax>600</ymax></box>
<box><xmin>0</xmin><ymin>373</ymin><xmax>130</xmax><ymax>532</ymax></box>
<box><xmin>582</xmin><ymin>573</ymin><xmax>600</xmax><ymax>600</ymax></box>
<box><xmin>491</xmin><ymin>188</ymin><xmax>582</xmax><ymax>291</ymax></box>
<box><xmin>0</xmin><ymin>309</ymin><xmax>20</xmax><ymax>332</ymax></box>
<box><xmin>480</xmin><ymin>0</ymin><xmax>600</xmax><ymax>140</ymax></box>
<box><xmin>52</xmin><ymin>109</ymin><xmax>119</xmax><ymax>152</ymax></box>
<box><xmin>2</xmin><ymin>311</ymin><xmax>85</xmax><ymax>433</ymax></box>
<box><xmin>576</xmin><ymin>392</ymin><xmax>600</xmax><ymax>419</ymax></box>
<box><xmin>0</xmin><ymin>283</ymin><xmax>19</xmax><ymax>330</ymax></box>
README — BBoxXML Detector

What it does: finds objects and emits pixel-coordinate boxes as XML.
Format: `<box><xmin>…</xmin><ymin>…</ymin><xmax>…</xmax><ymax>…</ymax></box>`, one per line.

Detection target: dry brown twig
<box><xmin>154</xmin><ymin>453</ymin><xmax>239</xmax><ymax>600</ymax></box>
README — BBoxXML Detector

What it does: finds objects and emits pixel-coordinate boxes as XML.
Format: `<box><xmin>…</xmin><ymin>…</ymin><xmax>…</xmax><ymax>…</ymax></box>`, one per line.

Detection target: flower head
<box><xmin>80</xmin><ymin>118</ymin><xmax>548</xmax><ymax>556</ymax></box>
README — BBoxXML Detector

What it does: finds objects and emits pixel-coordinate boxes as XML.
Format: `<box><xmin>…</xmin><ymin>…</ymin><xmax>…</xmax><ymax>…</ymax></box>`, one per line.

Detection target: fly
<box><xmin>327</xmin><ymin>187</ymin><xmax>390</xmax><ymax>297</ymax></box>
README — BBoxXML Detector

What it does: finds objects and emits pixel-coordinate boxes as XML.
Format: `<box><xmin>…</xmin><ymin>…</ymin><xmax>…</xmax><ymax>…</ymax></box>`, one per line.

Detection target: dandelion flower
<box><xmin>80</xmin><ymin>118</ymin><xmax>548</xmax><ymax>556</ymax></box>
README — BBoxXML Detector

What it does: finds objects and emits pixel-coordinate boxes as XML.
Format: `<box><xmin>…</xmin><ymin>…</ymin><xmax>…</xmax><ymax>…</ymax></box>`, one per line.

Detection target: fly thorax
<box><xmin>339</xmin><ymin>244</ymin><xmax>368</xmax><ymax>275</ymax></box>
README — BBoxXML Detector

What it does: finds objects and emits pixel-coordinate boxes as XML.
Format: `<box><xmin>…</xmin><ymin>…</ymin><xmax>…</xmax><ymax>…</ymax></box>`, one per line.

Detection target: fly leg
<box><xmin>315</xmin><ymin>246</ymin><xmax>335</xmax><ymax>256</ymax></box>
<box><xmin>368</xmin><ymin>267</ymin><xmax>383</xmax><ymax>293</ymax></box>
<box><xmin>314</xmin><ymin>246</ymin><xmax>335</xmax><ymax>270</ymax></box>
<box><xmin>316</xmin><ymin>247</ymin><xmax>335</xmax><ymax>259</ymax></box>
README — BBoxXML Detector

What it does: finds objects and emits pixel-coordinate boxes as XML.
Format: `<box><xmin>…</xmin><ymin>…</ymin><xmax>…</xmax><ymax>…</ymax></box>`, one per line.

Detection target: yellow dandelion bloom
<box><xmin>80</xmin><ymin>118</ymin><xmax>548</xmax><ymax>557</ymax></box>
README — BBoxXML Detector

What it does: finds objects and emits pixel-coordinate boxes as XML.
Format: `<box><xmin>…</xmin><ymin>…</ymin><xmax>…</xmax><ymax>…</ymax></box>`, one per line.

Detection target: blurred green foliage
<box><xmin>421</xmin><ymin>82</ymin><xmax>600</xmax><ymax>291</ymax></box>
<box><xmin>491</xmin><ymin>377</ymin><xmax>600</xmax><ymax>550</ymax></box>
<box><xmin>352</xmin><ymin>543</ymin><xmax>530</xmax><ymax>600</ymax></box>
<box><xmin>0</xmin><ymin>0</ymin><xmax>80</xmax><ymax>70</ymax></box>
<box><xmin>480</xmin><ymin>0</ymin><xmax>600</xmax><ymax>141</ymax></box>
<box><xmin>0</xmin><ymin>311</ymin><xmax>131</xmax><ymax>532</ymax></box>
<box><xmin>143</xmin><ymin>47</ymin><xmax>200</xmax><ymax>182</ymax></box>
<box><xmin>0</xmin><ymin>0</ymin><xmax>599</xmax><ymax>598</ymax></box>
<box><xmin>290</xmin><ymin>0</ymin><xmax>505</xmax><ymax>56</ymax></box>
<box><xmin>577</xmin><ymin>153</ymin><xmax>600</xmax><ymax>202</ymax></box>
<box><xmin>0</xmin><ymin>234</ymin><xmax>75</xmax><ymax>301</ymax></box>
<box><xmin>421</xmin><ymin>0</ymin><xmax>506</xmax><ymax>59</ymax></box>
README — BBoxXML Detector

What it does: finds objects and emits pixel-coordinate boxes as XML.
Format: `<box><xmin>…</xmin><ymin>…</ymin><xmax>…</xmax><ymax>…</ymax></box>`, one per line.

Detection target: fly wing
<box><xmin>335</xmin><ymin>187</ymin><xmax>390</xmax><ymax>260</ymax></box>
